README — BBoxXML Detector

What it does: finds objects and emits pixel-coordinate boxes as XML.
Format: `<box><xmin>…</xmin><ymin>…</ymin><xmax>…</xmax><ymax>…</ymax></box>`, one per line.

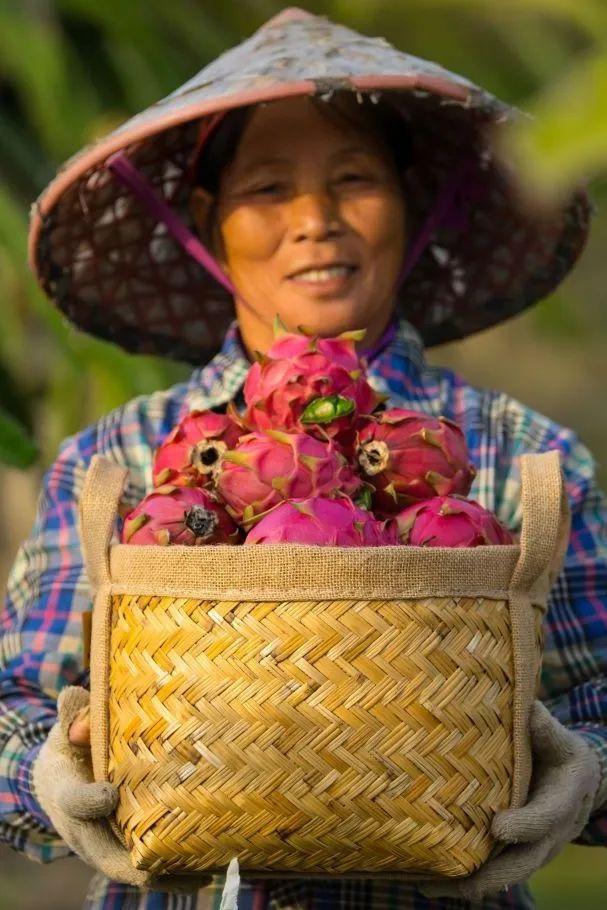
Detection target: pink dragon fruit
<box><xmin>394</xmin><ymin>495</ymin><xmax>514</xmax><ymax>547</ymax></box>
<box><xmin>243</xmin><ymin>320</ymin><xmax>380</xmax><ymax>449</ymax></box>
<box><xmin>215</xmin><ymin>429</ymin><xmax>362</xmax><ymax>527</ymax></box>
<box><xmin>245</xmin><ymin>496</ymin><xmax>399</xmax><ymax>546</ymax></box>
<box><xmin>121</xmin><ymin>484</ymin><xmax>240</xmax><ymax>546</ymax></box>
<box><xmin>152</xmin><ymin>408</ymin><xmax>242</xmax><ymax>488</ymax></box>
<box><xmin>356</xmin><ymin>408</ymin><xmax>476</xmax><ymax>514</ymax></box>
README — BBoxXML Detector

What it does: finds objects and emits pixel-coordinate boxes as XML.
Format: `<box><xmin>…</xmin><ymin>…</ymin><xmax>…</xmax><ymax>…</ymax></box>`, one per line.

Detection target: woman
<box><xmin>1</xmin><ymin>8</ymin><xmax>605</xmax><ymax>910</ymax></box>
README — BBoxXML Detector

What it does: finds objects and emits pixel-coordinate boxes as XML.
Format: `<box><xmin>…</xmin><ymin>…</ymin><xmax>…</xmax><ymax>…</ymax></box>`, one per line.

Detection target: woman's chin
<box><xmin>280</xmin><ymin>295</ymin><xmax>367</xmax><ymax>335</ymax></box>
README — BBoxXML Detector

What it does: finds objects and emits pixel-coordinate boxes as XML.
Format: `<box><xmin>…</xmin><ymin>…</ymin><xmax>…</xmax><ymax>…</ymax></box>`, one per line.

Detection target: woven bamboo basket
<box><xmin>80</xmin><ymin>449</ymin><xmax>569</xmax><ymax>882</ymax></box>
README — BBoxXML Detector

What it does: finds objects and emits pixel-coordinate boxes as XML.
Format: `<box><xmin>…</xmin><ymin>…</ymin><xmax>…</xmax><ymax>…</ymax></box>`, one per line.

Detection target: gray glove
<box><xmin>31</xmin><ymin>685</ymin><xmax>212</xmax><ymax>893</ymax></box>
<box><xmin>420</xmin><ymin>699</ymin><xmax>603</xmax><ymax>901</ymax></box>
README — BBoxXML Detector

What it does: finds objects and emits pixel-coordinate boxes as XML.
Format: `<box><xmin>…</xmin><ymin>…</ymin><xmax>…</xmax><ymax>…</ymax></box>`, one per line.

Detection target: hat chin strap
<box><xmin>396</xmin><ymin>155</ymin><xmax>485</xmax><ymax>288</ymax></box>
<box><xmin>106</xmin><ymin>146</ymin><xmax>483</xmax><ymax>353</ymax></box>
<box><xmin>106</xmin><ymin>150</ymin><xmax>237</xmax><ymax>296</ymax></box>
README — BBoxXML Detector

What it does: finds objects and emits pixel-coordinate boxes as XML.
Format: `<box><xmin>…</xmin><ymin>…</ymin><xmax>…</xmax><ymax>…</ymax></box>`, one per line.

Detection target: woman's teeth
<box><xmin>292</xmin><ymin>266</ymin><xmax>353</xmax><ymax>282</ymax></box>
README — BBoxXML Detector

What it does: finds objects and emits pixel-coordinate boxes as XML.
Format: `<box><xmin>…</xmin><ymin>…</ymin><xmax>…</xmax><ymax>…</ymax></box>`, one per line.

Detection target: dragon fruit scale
<box><xmin>394</xmin><ymin>495</ymin><xmax>514</xmax><ymax>548</ymax></box>
<box><xmin>356</xmin><ymin>408</ymin><xmax>476</xmax><ymax>514</ymax></box>
<box><xmin>243</xmin><ymin>319</ymin><xmax>380</xmax><ymax>446</ymax></box>
<box><xmin>245</xmin><ymin>496</ymin><xmax>399</xmax><ymax>546</ymax></box>
<box><xmin>215</xmin><ymin>429</ymin><xmax>361</xmax><ymax>527</ymax></box>
<box><xmin>152</xmin><ymin>409</ymin><xmax>242</xmax><ymax>488</ymax></box>
<box><xmin>121</xmin><ymin>485</ymin><xmax>240</xmax><ymax>546</ymax></box>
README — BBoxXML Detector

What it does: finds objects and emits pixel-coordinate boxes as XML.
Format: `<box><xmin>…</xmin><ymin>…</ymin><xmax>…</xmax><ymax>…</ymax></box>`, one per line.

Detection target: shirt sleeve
<box><xmin>0</xmin><ymin>435</ymin><xmax>88</xmax><ymax>863</ymax></box>
<box><xmin>497</xmin><ymin>398</ymin><xmax>607</xmax><ymax>846</ymax></box>
<box><xmin>0</xmin><ymin>378</ymin><xmax>182</xmax><ymax>866</ymax></box>
<box><xmin>540</xmin><ymin>439</ymin><xmax>607</xmax><ymax>844</ymax></box>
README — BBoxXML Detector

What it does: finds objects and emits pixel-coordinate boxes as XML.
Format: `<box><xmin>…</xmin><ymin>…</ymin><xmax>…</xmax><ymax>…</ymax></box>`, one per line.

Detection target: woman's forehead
<box><xmin>229</xmin><ymin>96</ymin><xmax>390</xmax><ymax>166</ymax></box>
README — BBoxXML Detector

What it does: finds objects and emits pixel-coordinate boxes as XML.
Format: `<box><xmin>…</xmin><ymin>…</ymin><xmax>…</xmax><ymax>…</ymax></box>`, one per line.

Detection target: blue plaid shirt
<box><xmin>1</xmin><ymin>317</ymin><xmax>606</xmax><ymax>909</ymax></box>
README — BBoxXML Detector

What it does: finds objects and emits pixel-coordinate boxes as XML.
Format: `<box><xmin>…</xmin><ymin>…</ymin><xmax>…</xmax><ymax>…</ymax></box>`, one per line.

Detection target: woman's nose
<box><xmin>289</xmin><ymin>191</ymin><xmax>343</xmax><ymax>242</ymax></box>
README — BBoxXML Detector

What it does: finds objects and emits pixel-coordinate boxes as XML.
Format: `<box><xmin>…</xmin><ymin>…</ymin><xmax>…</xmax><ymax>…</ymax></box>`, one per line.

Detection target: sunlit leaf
<box><xmin>499</xmin><ymin>50</ymin><xmax>607</xmax><ymax>201</ymax></box>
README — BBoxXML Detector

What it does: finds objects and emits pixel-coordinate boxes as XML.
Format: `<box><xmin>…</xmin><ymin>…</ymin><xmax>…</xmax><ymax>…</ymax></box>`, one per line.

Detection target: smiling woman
<box><xmin>3</xmin><ymin>7</ymin><xmax>606</xmax><ymax>910</ymax></box>
<box><xmin>189</xmin><ymin>94</ymin><xmax>412</xmax><ymax>355</ymax></box>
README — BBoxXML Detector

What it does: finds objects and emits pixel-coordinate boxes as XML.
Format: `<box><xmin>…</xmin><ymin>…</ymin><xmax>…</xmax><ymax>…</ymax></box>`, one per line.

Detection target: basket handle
<box><xmin>78</xmin><ymin>454</ymin><xmax>129</xmax><ymax>592</ymax></box>
<box><xmin>511</xmin><ymin>450</ymin><xmax>571</xmax><ymax>596</ymax></box>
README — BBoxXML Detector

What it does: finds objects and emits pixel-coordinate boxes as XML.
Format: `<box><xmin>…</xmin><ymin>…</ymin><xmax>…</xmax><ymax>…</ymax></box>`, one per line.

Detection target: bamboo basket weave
<box><xmin>80</xmin><ymin>450</ymin><xmax>569</xmax><ymax>882</ymax></box>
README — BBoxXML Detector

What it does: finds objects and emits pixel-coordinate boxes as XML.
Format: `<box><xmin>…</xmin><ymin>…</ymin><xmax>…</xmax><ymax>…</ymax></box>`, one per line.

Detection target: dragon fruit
<box><xmin>243</xmin><ymin>320</ymin><xmax>380</xmax><ymax>448</ymax></box>
<box><xmin>356</xmin><ymin>408</ymin><xmax>476</xmax><ymax>513</ymax></box>
<box><xmin>394</xmin><ymin>495</ymin><xmax>514</xmax><ymax>547</ymax></box>
<box><xmin>152</xmin><ymin>409</ymin><xmax>242</xmax><ymax>488</ymax></box>
<box><xmin>215</xmin><ymin>429</ymin><xmax>362</xmax><ymax>527</ymax></box>
<box><xmin>121</xmin><ymin>484</ymin><xmax>240</xmax><ymax>545</ymax></box>
<box><xmin>245</xmin><ymin>496</ymin><xmax>399</xmax><ymax>546</ymax></box>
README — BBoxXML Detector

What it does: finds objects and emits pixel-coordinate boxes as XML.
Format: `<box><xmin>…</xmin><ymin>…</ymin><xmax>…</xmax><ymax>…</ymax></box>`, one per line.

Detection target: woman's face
<box><xmin>191</xmin><ymin>96</ymin><xmax>408</xmax><ymax>355</ymax></box>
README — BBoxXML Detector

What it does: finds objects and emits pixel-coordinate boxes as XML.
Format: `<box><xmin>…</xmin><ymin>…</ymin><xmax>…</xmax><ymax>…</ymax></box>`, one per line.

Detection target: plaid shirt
<box><xmin>1</xmin><ymin>317</ymin><xmax>606</xmax><ymax>910</ymax></box>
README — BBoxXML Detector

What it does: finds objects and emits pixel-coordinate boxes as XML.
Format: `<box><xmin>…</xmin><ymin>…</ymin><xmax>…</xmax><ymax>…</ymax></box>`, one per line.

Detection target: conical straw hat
<box><xmin>28</xmin><ymin>7</ymin><xmax>591</xmax><ymax>364</ymax></box>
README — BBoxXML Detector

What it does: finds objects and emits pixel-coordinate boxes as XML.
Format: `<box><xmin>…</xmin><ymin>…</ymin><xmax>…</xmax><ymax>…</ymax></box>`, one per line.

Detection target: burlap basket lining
<box><xmin>81</xmin><ymin>450</ymin><xmax>569</xmax><ymax>880</ymax></box>
<box><xmin>108</xmin><ymin>544</ymin><xmax>521</xmax><ymax>601</ymax></box>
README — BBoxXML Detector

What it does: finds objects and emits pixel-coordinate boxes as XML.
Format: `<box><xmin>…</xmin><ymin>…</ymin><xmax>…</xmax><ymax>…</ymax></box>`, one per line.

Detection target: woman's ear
<box><xmin>190</xmin><ymin>186</ymin><xmax>227</xmax><ymax>267</ymax></box>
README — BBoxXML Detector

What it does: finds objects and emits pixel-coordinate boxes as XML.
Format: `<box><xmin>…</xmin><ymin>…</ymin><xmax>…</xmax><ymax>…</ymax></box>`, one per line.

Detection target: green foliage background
<box><xmin>0</xmin><ymin>1</ymin><xmax>605</xmax><ymax>907</ymax></box>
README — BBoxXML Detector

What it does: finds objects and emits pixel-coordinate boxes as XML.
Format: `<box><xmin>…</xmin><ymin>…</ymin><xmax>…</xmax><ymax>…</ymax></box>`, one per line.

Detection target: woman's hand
<box><xmin>33</xmin><ymin>686</ymin><xmax>150</xmax><ymax>886</ymax></box>
<box><xmin>420</xmin><ymin>701</ymin><xmax>602</xmax><ymax>900</ymax></box>
<box><xmin>33</xmin><ymin>686</ymin><xmax>212</xmax><ymax>892</ymax></box>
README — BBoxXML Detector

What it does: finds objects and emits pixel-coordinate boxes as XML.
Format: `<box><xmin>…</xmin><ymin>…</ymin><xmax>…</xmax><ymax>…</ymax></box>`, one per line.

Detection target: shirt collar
<box><xmin>367</xmin><ymin>315</ymin><xmax>426</xmax><ymax>383</ymax></box>
<box><xmin>184</xmin><ymin>321</ymin><xmax>249</xmax><ymax>413</ymax></box>
<box><xmin>183</xmin><ymin>313</ymin><xmax>427</xmax><ymax>412</ymax></box>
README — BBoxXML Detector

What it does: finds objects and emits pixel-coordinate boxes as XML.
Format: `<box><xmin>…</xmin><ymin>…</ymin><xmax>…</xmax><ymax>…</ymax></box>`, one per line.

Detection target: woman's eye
<box><xmin>249</xmin><ymin>183</ymin><xmax>284</xmax><ymax>195</ymax></box>
<box><xmin>337</xmin><ymin>172</ymin><xmax>370</xmax><ymax>184</ymax></box>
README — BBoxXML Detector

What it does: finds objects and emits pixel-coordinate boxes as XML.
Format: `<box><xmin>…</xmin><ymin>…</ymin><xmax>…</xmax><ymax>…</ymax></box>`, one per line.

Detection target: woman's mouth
<box><xmin>287</xmin><ymin>265</ymin><xmax>358</xmax><ymax>295</ymax></box>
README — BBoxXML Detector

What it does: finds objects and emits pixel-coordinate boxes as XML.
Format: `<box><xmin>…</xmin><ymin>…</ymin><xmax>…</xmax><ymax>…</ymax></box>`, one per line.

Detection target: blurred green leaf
<box><xmin>0</xmin><ymin>5</ymin><xmax>99</xmax><ymax>161</ymax></box>
<box><xmin>503</xmin><ymin>51</ymin><xmax>607</xmax><ymax>199</ymax></box>
<box><xmin>0</xmin><ymin>108</ymin><xmax>53</xmax><ymax>192</ymax></box>
<box><xmin>0</xmin><ymin>406</ymin><xmax>38</xmax><ymax>468</ymax></box>
<box><xmin>405</xmin><ymin>0</ymin><xmax>607</xmax><ymax>37</ymax></box>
